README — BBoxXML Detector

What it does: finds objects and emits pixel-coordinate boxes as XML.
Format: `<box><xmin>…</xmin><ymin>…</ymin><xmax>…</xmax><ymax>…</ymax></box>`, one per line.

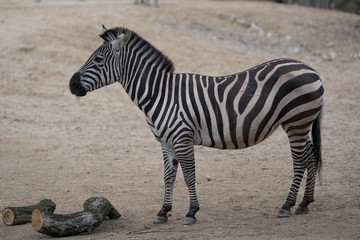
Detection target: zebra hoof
<box><xmin>153</xmin><ymin>215</ymin><xmax>168</xmax><ymax>224</ymax></box>
<box><xmin>294</xmin><ymin>206</ymin><xmax>309</xmax><ymax>215</ymax></box>
<box><xmin>182</xmin><ymin>217</ymin><xmax>196</xmax><ymax>225</ymax></box>
<box><xmin>277</xmin><ymin>209</ymin><xmax>292</xmax><ymax>218</ymax></box>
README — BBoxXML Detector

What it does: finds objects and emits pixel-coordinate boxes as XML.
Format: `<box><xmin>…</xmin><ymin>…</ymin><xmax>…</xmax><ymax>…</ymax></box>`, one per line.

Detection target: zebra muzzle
<box><xmin>69</xmin><ymin>72</ymin><xmax>87</xmax><ymax>97</ymax></box>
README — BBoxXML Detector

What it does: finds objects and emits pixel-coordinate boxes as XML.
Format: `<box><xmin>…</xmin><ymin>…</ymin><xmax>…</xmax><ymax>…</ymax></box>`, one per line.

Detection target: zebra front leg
<box><xmin>175</xmin><ymin>143</ymin><xmax>199</xmax><ymax>225</ymax></box>
<box><xmin>154</xmin><ymin>143</ymin><xmax>178</xmax><ymax>223</ymax></box>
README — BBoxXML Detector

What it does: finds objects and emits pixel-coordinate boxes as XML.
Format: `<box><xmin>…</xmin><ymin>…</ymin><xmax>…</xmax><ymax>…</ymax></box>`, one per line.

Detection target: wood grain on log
<box><xmin>31</xmin><ymin>197</ymin><xmax>120</xmax><ymax>237</ymax></box>
<box><xmin>2</xmin><ymin>199</ymin><xmax>56</xmax><ymax>226</ymax></box>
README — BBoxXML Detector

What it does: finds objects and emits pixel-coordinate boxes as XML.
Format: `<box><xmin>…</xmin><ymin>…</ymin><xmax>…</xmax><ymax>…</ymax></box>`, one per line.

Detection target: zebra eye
<box><xmin>94</xmin><ymin>55</ymin><xmax>104</xmax><ymax>63</ymax></box>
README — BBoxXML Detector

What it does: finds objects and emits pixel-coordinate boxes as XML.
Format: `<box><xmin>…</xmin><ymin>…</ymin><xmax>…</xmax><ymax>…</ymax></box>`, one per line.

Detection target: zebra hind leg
<box><xmin>295</xmin><ymin>138</ymin><xmax>318</xmax><ymax>215</ymax></box>
<box><xmin>154</xmin><ymin>144</ymin><xmax>179</xmax><ymax>224</ymax></box>
<box><xmin>277</xmin><ymin>130</ymin><xmax>311</xmax><ymax>218</ymax></box>
<box><xmin>278</xmin><ymin>104</ymin><xmax>323</xmax><ymax>217</ymax></box>
<box><xmin>277</xmin><ymin>161</ymin><xmax>306</xmax><ymax>218</ymax></box>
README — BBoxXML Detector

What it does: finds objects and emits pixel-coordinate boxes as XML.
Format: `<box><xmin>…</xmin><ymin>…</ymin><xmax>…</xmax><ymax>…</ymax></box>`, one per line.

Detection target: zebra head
<box><xmin>69</xmin><ymin>25</ymin><xmax>132</xmax><ymax>97</ymax></box>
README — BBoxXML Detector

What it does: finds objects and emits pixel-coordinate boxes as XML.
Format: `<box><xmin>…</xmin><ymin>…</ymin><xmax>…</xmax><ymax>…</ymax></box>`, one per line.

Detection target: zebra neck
<box><xmin>121</xmin><ymin>57</ymin><xmax>172</xmax><ymax>110</ymax></box>
<box><xmin>121</xmin><ymin>37</ymin><xmax>175</xmax><ymax>110</ymax></box>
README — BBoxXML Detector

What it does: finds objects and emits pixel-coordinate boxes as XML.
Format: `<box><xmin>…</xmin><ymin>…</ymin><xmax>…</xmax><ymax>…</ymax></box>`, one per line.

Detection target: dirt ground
<box><xmin>0</xmin><ymin>0</ymin><xmax>359</xmax><ymax>239</ymax></box>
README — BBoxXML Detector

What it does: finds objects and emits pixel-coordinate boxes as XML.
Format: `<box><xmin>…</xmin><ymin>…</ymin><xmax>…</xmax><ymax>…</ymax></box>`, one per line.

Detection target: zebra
<box><xmin>69</xmin><ymin>26</ymin><xmax>324</xmax><ymax>225</ymax></box>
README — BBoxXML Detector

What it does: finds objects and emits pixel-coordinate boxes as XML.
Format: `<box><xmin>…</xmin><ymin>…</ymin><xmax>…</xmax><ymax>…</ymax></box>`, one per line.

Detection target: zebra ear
<box><xmin>111</xmin><ymin>30</ymin><xmax>132</xmax><ymax>51</ymax></box>
<box><xmin>102</xmin><ymin>24</ymin><xmax>108</xmax><ymax>33</ymax></box>
<box><xmin>121</xmin><ymin>30</ymin><xmax>132</xmax><ymax>45</ymax></box>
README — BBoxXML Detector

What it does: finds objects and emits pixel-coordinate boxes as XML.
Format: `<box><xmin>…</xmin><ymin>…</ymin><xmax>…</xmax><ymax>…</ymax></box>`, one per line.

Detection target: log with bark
<box><xmin>2</xmin><ymin>199</ymin><xmax>56</xmax><ymax>226</ymax></box>
<box><xmin>31</xmin><ymin>197</ymin><xmax>120</xmax><ymax>237</ymax></box>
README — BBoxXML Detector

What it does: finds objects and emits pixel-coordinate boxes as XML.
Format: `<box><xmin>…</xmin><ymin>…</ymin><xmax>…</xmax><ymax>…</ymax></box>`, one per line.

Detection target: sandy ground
<box><xmin>1</xmin><ymin>0</ymin><xmax>360</xmax><ymax>239</ymax></box>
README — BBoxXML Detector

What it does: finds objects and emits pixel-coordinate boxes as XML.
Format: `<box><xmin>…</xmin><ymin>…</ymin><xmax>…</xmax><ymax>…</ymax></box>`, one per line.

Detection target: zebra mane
<box><xmin>100</xmin><ymin>27</ymin><xmax>175</xmax><ymax>74</ymax></box>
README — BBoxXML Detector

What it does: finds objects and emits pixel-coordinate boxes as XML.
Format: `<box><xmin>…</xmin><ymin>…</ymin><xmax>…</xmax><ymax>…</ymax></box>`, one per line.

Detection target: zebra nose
<box><xmin>69</xmin><ymin>72</ymin><xmax>87</xmax><ymax>97</ymax></box>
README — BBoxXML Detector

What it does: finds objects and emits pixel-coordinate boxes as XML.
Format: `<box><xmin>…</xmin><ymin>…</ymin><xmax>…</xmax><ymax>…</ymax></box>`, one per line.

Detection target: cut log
<box><xmin>2</xmin><ymin>199</ymin><xmax>56</xmax><ymax>226</ymax></box>
<box><xmin>31</xmin><ymin>197</ymin><xmax>120</xmax><ymax>237</ymax></box>
<box><xmin>108</xmin><ymin>205</ymin><xmax>121</xmax><ymax>220</ymax></box>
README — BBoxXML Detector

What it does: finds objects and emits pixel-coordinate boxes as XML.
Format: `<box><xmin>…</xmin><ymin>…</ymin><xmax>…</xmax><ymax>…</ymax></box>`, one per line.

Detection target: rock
<box><xmin>299</xmin><ymin>42</ymin><xmax>311</xmax><ymax>51</ymax></box>
<box><xmin>18</xmin><ymin>46</ymin><xmax>34</xmax><ymax>53</ymax></box>
<box><xmin>285</xmin><ymin>35</ymin><xmax>292</xmax><ymax>41</ymax></box>
<box><xmin>266</xmin><ymin>32</ymin><xmax>273</xmax><ymax>39</ymax></box>
<box><xmin>247</xmin><ymin>22</ymin><xmax>265</xmax><ymax>36</ymax></box>
<box><xmin>322</xmin><ymin>51</ymin><xmax>337</xmax><ymax>61</ymax></box>
<box><xmin>235</xmin><ymin>18</ymin><xmax>246</xmax><ymax>26</ymax></box>
<box><xmin>206</xmin><ymin>175</ymin><xmax>212</xmax><ymax>181</ymax></box>
<box><xmin>326</xmin><ymin>42</ymin><xmax>335</xmax><ymax>48</ymax></box>
<box><xmin>288</xmin><ymin>47</ymin><xmax>300</xmax><ymax>54</ymax></box>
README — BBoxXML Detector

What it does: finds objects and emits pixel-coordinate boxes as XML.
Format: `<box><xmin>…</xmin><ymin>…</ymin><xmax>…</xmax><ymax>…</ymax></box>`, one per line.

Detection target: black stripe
<box><xmin>197</xmin><ymin>75</ymin><xmax>215</xmax><ymax>147</ymax></box>
<box><xmin>288</xmin><ymin>131</ymin><xmax>309</xmax><ymax>139</ymax></box>
<box><xmin>226</xmin><ymin>72</ymin><xmax>247</xmax><ymax>148</ymax></box>
<box><xmin>188</xmin><ymin>75</ymin><xmax>202</xmax><ymax>129</ymax></box>
<box><xmin>151</xmin><ymin>71</ymin><xmax>166</xmax><ymax>123</ymax></box>
<box><xmin>180</xmin><ymin>75</ymin><xmax>197</xmax><ymax>129</ymax></box>
<box><xmin>238</xmin><ymin>71</ymin><xmax>257</xmax><ymax>115</ymax></box>
<box><xmin>217</xmin><ymin>75</ymin><xmax>236</xmax><ymax>103</ymax></box>
<box><xmin>290</xmin><ymin>139</ymin><xmax>307</xmax><ymax>144</ymax></box>
<box><xmin>157</xmin><ymin>74</ymin><xmax>174</xmax><ymax>130</ymax></box>
<box><xmin>207</xmin><ymin>77</ymin><xmax>226</xmax><ymax>148</ymax></box>
<box><xmin>201</xmin><ymin>75</ymin><xmax>208</xmax><ymax>88</ymax></box>
<box><xmin>286</xmin><ymin>120</ymin><xmax>314</xmax><ymax>132</ymax></box>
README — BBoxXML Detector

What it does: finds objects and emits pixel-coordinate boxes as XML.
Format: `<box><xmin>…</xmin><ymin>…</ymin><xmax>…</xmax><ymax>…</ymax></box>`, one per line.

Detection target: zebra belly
<box><xmin>195</xmin><ymin>118</ymin><xmax>279</xmax><ymax>150</ymax></box>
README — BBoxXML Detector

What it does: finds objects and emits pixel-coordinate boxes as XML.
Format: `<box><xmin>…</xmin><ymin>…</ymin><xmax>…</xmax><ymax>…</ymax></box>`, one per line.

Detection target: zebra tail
<box><xmin>312</xmin><ymin>106</ymin><xmax>323</xmax><ymax>184</ymax></box>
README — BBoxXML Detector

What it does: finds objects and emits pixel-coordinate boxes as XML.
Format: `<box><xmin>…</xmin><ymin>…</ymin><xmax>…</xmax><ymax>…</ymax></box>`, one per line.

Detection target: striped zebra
<box><xmin>69</xmin><ymin>26</ymin><xmax>324</xmax><ymax>225</ymax></box>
